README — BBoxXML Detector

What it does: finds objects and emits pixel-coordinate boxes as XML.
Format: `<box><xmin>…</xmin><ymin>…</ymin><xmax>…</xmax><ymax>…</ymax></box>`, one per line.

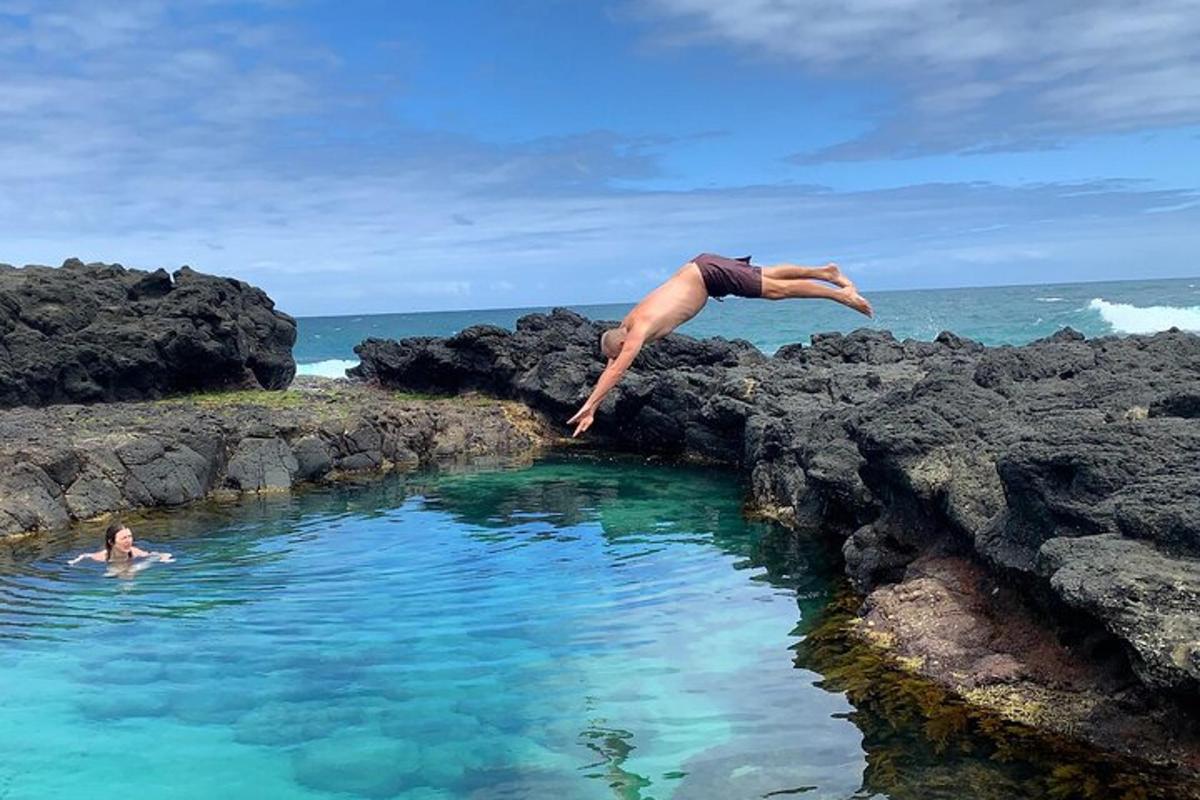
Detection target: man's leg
<box><xmin>761</xmin><ymin>276</ymin><xmax>873</xmax><ymax>317</ymax></box>
<box><xmin>762</xmin><ymin>262</ymin><xmax>851</xmax><ymax>287</ymax></box>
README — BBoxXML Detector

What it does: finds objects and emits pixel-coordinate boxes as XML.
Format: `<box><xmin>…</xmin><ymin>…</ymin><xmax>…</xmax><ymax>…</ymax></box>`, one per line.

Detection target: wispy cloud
<box><xmin>636</xmin><ymin>0</ymin><xmax>1200</xmax><ymax>159</ymax></box>
<box><xmin>6</xmin><ymin>167</ymin><xmax>1197</xmax><ymax>313</ymax></box>
<box><xmin>1</xmin><ymin>1</ymin><xmax>1197</xmax><ymax>315</ymax></box>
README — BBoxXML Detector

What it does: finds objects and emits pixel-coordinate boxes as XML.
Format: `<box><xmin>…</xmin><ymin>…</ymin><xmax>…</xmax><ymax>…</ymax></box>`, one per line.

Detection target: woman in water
<box><xmin>68</xmin><ymin>522</ymin><xmax>174</xmax><ymax>566</ymax></box>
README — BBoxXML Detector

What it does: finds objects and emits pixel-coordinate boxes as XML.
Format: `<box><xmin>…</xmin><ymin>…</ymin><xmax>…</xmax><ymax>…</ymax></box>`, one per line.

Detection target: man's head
<box><xmin>600</xmin><ymin>327</ymin><xmax>626</xmax><ymax>360</ymax></box>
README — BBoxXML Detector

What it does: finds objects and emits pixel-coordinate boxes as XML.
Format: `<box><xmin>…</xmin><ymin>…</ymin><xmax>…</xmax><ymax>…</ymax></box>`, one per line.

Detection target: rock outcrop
<box><xmin>353</xmin><ymin>309</ymin><xmax>1200</xmax><ymax>765</ymax></box>
<box><xmin>0</xmin><ymin>258</ymin><xmax>297</xmax><ymax>407</ymax></box>
<box><xmin>0</xmin><ymin>379</ymin><xmax>550</xmax><ymax>538</ymax></box>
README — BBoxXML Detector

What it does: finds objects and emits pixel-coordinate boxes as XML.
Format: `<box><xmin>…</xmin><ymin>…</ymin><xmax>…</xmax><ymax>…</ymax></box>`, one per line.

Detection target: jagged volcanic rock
<box><xmin>353</xmin><ymin>309</ymin><xmax>1200</xmax><ymax>704</ymax></box>
<box><xmin>0</xmin><ymin>379</ymin><xmax>550</xmax><ymax>536</ymax></box>
<box><xmin>0</xmin><ymin>258</ymin><xmax>297</xmax><ymax>407</ymax></box>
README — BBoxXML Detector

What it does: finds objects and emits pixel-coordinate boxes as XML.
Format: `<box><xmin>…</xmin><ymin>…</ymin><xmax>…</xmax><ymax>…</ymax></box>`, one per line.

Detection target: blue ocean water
<box><xmin>0</xmin><ymin>458</ymin><xmax>854</xmax><ymax>800</ymax></box>
<box><xmin>295</xmin><ymin>278</ymin><xmax>1200</xmax><ymax>377</ymax></box>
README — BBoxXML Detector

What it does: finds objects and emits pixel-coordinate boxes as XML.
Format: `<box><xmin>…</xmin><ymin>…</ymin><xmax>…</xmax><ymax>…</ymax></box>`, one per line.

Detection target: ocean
<box><xmin>295</xmin><ymin>277</ymin><xmax>1200</xmax><ymax>378</ymax></box>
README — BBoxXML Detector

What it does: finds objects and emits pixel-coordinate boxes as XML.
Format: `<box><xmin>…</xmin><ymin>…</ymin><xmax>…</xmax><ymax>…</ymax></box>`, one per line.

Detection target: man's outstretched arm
<box><xmin>567</xmin><ymin>331</ymin><xmax>646</xmax><ymax>437</ymax></box>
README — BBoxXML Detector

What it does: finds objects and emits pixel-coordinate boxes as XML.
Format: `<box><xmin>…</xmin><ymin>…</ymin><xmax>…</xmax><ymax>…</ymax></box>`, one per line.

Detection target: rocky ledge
<box><xmin>0</xmin><ymin>259</ymin><xmax>297</xmax><ymax>407</ymax></box>
<box><xmin>0</xmin><ymin>379</ymin><xmax>551</xmax><ymax>539</ymax></box>
<box><xmin>353</xmin><ymin>309</ymin><xmax>1200</xmax><ymax>772</ymax></box>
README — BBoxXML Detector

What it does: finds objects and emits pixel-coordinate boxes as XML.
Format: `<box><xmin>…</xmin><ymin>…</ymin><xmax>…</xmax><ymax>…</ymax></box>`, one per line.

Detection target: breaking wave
<box><xmin>295</xmin><ymin>359</ymin><xmax>360</xmax><ymax>378</ymax></box>
<box><xmin>1088</xmin><ymin>298</ymin><xmax>1200</xmax><ymax>334</ymax></box>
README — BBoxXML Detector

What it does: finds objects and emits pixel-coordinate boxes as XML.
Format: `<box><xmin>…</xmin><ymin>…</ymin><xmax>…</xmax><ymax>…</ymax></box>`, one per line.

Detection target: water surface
<box><xmin>0</xmin><ymin>457</ymin><xmax>851</xmax><ymax>800</ymax></box>
<box><xmin>0</xmin><ymin>456</ymin><xmax>1190</xmax><ymax>799</ymax></box>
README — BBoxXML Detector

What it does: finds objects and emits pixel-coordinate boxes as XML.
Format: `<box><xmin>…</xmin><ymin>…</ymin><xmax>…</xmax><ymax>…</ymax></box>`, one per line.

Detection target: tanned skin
<box><xmin>567</xmin><ymin>258</ymin><xmax>872</xmax><ymax>437</ymax></box>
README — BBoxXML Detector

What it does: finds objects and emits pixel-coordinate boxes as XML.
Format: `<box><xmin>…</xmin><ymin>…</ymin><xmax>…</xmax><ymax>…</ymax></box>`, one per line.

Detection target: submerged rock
<box><xmin>795</xmin><ymin>587</ymin><xmax>1200</xmax><ymax>799</ymax></box>
<box><xmin>292</xmin><ymin>734</ymin><xmax>422</xmax><ymax>798</ymax></box>
<box><xmin>0</xmin><ymin>258</ymin><xmax>297</xmax><ymax>407</ymax></box>
<box><xmin>354</xmin><ymin>311</ymin><xmax>1200</xmax><ymax>765</ymax></box>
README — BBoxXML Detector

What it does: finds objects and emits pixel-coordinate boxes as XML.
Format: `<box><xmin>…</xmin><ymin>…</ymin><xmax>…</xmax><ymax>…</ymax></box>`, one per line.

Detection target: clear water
<box><xmin>294</xmin><ymin>277</ymin><xmax>1200</xmax><ymax>376</ymax></box>
<box><xmin>0</xmin><ymin>457</ymin><xmax>857</xmax><ymax>800</ymax></box>
<box><xmin>3</xmin><ymin>456</ymin><xmax>1191</xmax><ymax>799</ymax></box>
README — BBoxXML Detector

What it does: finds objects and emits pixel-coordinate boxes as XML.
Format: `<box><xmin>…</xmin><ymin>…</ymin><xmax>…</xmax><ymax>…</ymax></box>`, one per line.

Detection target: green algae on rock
<box><xmin>795</xmin><ymin>589</ymin><xmax>1200</xmax><ymax>800</ymax></box>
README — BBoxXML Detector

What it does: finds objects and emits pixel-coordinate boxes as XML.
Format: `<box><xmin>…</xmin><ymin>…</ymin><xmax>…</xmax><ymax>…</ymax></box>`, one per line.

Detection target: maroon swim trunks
<box><xmin>692</xmin><ymin>253</ymin><xmax>762</xmax><ymax>299</ymax></box>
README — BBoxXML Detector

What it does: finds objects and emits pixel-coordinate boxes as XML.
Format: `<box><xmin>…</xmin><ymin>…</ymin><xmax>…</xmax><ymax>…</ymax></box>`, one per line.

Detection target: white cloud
<box><xmin>405</xmin><ymin>280</ymin><xmax>472</xmax><ymax>296</ymax></box>
<box><xmin>1</xmin><ymin>1</ymin><xmax>1197</xmax><ymax>316</ymax></box>
<box><xmin>637</xmin><ymin>0</ymin><xmax>1200</xmax><ymax>157</ymax></box>
<box><xmin>5</xmin><ymin>171</ymin><xmax>1197</xmax><ymax>313</ymax></box>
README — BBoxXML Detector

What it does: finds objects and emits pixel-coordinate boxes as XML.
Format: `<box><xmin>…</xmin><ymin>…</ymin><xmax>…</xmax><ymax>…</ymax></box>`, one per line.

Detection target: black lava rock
<box><xmin>354</xmin><ymin>312</ymin><xmax>1200</xmax><ymax>698</ymax></box>
<box><xmin>0</xmin><ymin>258</ymin><xmax>297</xmax><ymax>406</ymax></box>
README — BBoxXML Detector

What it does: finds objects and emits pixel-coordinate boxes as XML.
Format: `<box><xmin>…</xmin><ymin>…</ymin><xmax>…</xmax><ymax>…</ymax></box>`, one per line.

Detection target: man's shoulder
<box><xmin>623</xmin><ymin>311</ymin><xmax>653</xmax><ymax>333</ymax></box>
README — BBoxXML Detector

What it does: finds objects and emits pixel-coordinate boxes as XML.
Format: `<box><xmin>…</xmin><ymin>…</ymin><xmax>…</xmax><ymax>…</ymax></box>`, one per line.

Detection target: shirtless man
<box><xmin>567</xmin><ymin>253</ymin><xmax>873</xmax><ymax>437</ymax></box>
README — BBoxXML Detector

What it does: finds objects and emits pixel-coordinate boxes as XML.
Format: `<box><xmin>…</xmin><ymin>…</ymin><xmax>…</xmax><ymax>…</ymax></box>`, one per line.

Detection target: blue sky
<box><xmin>1</xmin><ymin>0</ymin><xmax>1198</xmax><ymax>314</ymax></box>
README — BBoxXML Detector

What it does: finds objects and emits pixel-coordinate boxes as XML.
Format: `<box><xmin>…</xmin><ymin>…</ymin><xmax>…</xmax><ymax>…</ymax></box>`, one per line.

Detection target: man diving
<box><xmin>567</xmin><ymin>253</ymin><xmax>873</xmax><ymax>437</ymax></box>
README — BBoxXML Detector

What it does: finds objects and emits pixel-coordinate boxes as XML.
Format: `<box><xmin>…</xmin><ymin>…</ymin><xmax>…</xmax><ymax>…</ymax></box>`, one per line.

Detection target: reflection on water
<box><xmin>0</xmin><ymin>454</ymin><xmax>1194</xmax><ymax>799</ymax></box>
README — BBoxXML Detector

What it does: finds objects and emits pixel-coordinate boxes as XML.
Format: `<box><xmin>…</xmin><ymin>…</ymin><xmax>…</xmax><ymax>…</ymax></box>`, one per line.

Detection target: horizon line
<box><xmin>293</xmin><ymin>272</ymin><xmax>1200</xmax><ymax>320</ymax></box>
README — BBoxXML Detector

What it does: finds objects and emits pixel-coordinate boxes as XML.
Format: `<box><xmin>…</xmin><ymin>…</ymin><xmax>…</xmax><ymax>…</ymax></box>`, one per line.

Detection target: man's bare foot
<box><xmin>837</xmin><ymin>286</ymin><xmax>874</xmax><ymax>317</ymax></box>
<box><xmin>822</xmin><ymin>262</ymin><xmax>854</xmax><ymax>289</ymax></box>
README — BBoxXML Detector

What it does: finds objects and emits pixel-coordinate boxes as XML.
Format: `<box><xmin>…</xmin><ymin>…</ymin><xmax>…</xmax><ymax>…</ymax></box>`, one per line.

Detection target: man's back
<box><xmin>624</xmin><ymin>262</ymin><xmax>709</xmax><ymax>342</ymax></box>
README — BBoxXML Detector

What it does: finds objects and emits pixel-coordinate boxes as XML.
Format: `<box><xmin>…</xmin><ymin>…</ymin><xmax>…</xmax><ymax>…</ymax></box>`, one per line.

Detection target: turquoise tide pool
<box><xmin>0</xmin><ymin>458</ymin><xmax>853</xmax><ymax>800</ymax></box>
<box><xmin>1</xmin><ymin>456</ymin><xmax>1188</xmax><ymax>799</ymax></box>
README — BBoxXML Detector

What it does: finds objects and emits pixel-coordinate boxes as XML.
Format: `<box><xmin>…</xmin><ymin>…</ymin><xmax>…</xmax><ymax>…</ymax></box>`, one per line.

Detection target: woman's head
<box><xmin>105</xmin><ymin>523</ymin><xmax>133</xmax><ymax>559</ymax></box>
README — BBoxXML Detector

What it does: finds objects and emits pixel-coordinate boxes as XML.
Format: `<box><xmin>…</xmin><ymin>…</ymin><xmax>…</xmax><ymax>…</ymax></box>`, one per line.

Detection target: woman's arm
<box><xmin>68</xmin><ymin>551</ymin><xmax>105</xmax><ymax>565</ymax></box>
<box><xmin>132</xmin><ymin>547</ymin><xmax>174</xmax><ymax>563</ymax></box>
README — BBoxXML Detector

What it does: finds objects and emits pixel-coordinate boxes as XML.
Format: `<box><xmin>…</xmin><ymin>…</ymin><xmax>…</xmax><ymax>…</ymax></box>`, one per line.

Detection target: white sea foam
<box><xmin>296</xmin><ymin>359</ymin><xmax>360</xmax><ymax>378</ymax></box>
<box><xmin>1088</xmin><ymin>298</ymin><xmax>1200</xmax><ymax>334</ymax></box>
<box><xmin>1036</xmin><ymin>296</ymin><xmax>1066</xmax><ymax>303</ymax></box>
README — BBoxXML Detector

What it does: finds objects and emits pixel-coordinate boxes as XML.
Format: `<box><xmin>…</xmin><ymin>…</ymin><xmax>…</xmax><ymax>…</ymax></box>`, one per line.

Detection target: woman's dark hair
<box><xmin>104</xmin><ymin>522</ymin><xmax>126</xmax><ymax>561</ymax></box>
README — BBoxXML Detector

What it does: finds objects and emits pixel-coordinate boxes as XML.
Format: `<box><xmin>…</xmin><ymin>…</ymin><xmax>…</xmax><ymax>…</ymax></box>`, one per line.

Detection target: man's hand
<box><xmin>567</xmin><ymin>326</ymin><xmax>644</xmax><ymax>439</ymax></box>
<box><xmin>567</xmin><ymin>404</ymin><xmax>595</xmax><ymax>438</ymax></box>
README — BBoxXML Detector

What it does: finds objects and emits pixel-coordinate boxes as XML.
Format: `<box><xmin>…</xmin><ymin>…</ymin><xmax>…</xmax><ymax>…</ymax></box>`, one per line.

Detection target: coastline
<box><xmin>4</xmin><ymin>374</ymin><xmax>1198</xmax><ymax>791</ymax></box>
<box><xmin>290</xmin><ymin>275</ymin><xmax>1200</xmax><ymax>368</ymax></box>
<box><xmin>4</xmin><ymin>259</ymin><xmax>1198</xmax><ymax>789</ymax></box>
<box><xmin>0</xmin><ymin>378</ymin><xmax>553</xmax><ymax>541</ymax></box>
